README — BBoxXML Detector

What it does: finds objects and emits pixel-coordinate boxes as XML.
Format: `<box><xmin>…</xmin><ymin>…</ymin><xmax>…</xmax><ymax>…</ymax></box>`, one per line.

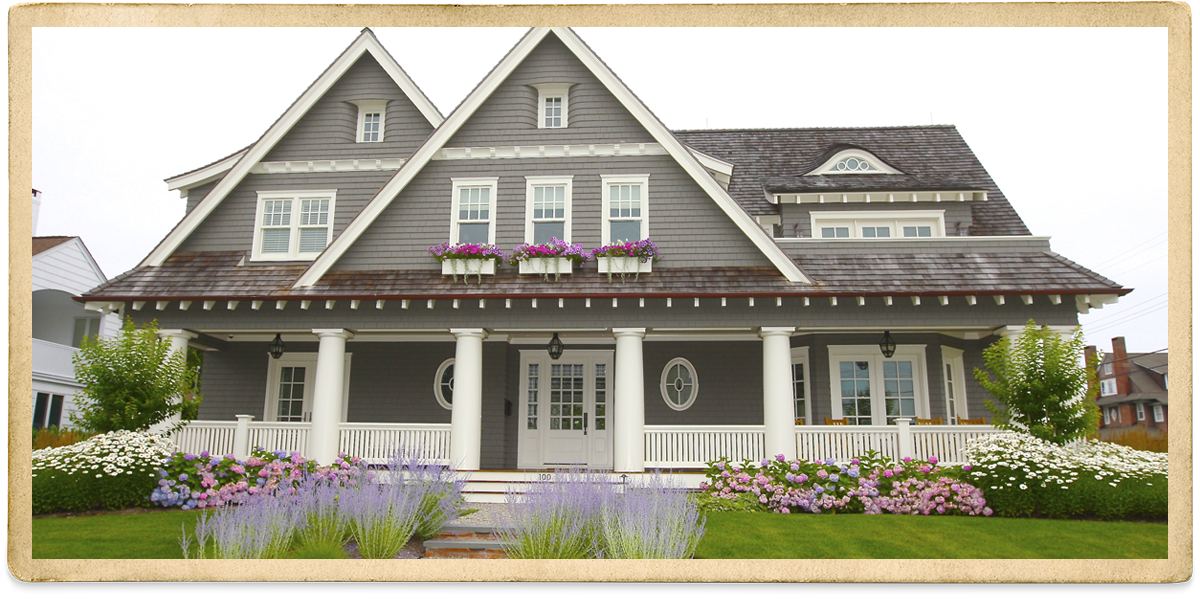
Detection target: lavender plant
<box><xmin>294</xmin><ymin>475</ymin><xmax>351</xmax><ymax>549</ymax></box>
<box><xmin>599</xmin><ymin>472</ymin><xmax>706</xmax><ymax>559</ymax></box>
<box><xmin>497</xmin><ymin>469</ymin><xmax>616</xmax><ymax>559</ymax></box>
<box><xmin>384</xmin><ymin>451</ymin><xmax>467</xmax><ymax>539</ymax></box>
<box><xmin>182</xmin><ymin>491</ymin><xmax>300</xmax><ymax>559</ymax></box>
<box><xmin>342</xmin><ymin>478</ymin><xmax>424</xmax><ymax>559</ymax></box>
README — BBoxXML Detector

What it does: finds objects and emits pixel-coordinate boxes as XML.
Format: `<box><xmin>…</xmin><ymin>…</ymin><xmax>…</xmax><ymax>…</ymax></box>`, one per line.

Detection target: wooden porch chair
<box><xmin>914</xmin><ymin>417</ymin><xmax>943</xmax><ymax>425</ymax></box>
<box><xmin>824</xmin><ymin>417</ymin><xmax>848</xmax><ymax>425</ymax></box>
<box><xmin>957</xmin><ymin>417</ymin><xmax>987</xmax><ymax>425</ymax></box>
<box><xmin>794</xmin><ymin>417</ymin><xmax>805</xmax><ymax>425</ymax></box>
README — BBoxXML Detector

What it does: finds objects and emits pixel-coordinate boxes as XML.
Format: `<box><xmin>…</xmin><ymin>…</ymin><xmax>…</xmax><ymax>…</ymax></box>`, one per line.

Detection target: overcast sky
<box><xmin>30</xmin><ymin>27</ymin><xmax>1168</xmax><ymax>354</ymax></box>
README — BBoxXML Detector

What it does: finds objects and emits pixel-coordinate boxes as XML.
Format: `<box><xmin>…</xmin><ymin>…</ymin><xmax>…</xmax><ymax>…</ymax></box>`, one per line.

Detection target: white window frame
<box><xmin>601</xmin><ymin>174</ymin><xmax>650</xmax><ymax>245</ymax></box>
<box><xmin>524</xmin><ymin>176</ymin><xmax>574</xmax><ymax>244</ymax></box>
<box><xmin>434</xmin><ymin>358</ymin><xmax>454</xmax><ymax>410</ymax></box>
<box><xmin>1103</xmin><ymin>408</ymin><xmax>1111</xmax><ymax>425</ymax></box>
<box><xmin>533</xmin><ymin>84</ymin><xmax>571</xmax><ymax>129</ymax></box>
<box><xmin>352</xmin><ymin>99</ymin><xmax>387</xmax><ymax>143</ymax></box>
<box><xmin>1099</xmin><ymin>378</ymin><xmax>1118</xmax><ymax>397</ymax></box>
<box><xmin>1135</xmin><ymin>403</ymin><xmax>1145</xmax><ymax>421</ymax></box>
<box><xmin>251</xmin><ymin>190</ymin><xmax>337</xmax><ymax>262</ymax></box>
<box><xmin>811</xmin><ymin>210</ymin><xmax>946</xmax><ymax>240</ymax></box>
<box><xmin>941</xmin><ymin>346</ymin><xmax>968</xmax><ymax>422</ymax></box>
<box><xmin>805</xmin><ymin>148</ymin><xmax>903</xmax><ymax>175</ymax></box>
<box><xmin>1152</xmin><ymin>405</ymin><xmax>1164</xmax><ymax>422</ymax></box>
<box><xmin>1102</xmin><ymin>361</ymin><xmax>1114</xmax><ymax>375</ymax></box>
<box><xmin>791</xmin><ymin>347</ymin><xmax>811</xmax><ymax>425</ymax></box>
<box><xmin>263</xmin><ymin>352</ymin><xmax>351</xmax><ymax>422</ymax></box>
<box><xmin>449</xmin><ymin>177</ymin><xmax>500</xmax><ymax>245</ymax></box>
<box><xmin>660</xmin><ymin>357</ymin><xmax>699</xmax><ymax>411</ymax></box>
<box><xmin>827</xmin><ymin>345</ymin><xmax>929</xmax><ymax>425</ymax></box>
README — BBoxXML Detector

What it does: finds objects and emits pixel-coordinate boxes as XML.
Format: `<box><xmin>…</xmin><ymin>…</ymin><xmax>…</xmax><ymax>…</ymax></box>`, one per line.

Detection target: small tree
<box><xmin>974</xmin><ymin>320</ymin><xmax>1100</xmax><ymax>445</ymax></box>
<box><xmin>72</xmin><ymin>317</ymin><xmax>202</xmax><ymax>433</ymax></box>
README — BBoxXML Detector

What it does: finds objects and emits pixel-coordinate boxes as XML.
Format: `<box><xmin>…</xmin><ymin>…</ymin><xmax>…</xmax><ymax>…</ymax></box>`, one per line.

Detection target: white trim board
<box><xmin>295</xmin><ymin>27</ymin><xmax>810</xmax><ymax>288</ymax></box>
<box><xmin>142</xmin><ymin>28</ymin><xmax>443</xmax><ymax>267</ymax></box>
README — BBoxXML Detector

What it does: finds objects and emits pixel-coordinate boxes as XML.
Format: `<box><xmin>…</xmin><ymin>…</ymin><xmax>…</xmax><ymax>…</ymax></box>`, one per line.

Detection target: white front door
<box><xmin>264</xmin><ymin>353</ymin><xmax>352</xmax><ymax>422</ymax></box>
<box><xmin>518</xmin><ymin>350</ymin><xmax>613</xmax><ymax>468</ymax></box>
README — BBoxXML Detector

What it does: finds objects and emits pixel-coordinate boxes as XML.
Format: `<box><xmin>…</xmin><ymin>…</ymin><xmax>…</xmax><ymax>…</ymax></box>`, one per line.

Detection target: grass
<box><xmin>35</xmin><ymin>509</ymin><xmax>1169</xmax><ymax>560</ymax></box>
<box><xmin>696</xmin><ymin>512</ymin><xmax>1168</xmax><ymax>559</ymax></box>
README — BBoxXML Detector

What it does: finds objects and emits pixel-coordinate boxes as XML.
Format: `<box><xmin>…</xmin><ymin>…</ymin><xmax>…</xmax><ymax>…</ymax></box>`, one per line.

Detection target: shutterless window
<box><xmin>361</xmin><ymin>112</ymin><xmax>381</xmax><ymax>142</ymax></box>
<box><xmin>606</xmin><ymin>181</ymin><xmax>645</xmax><ymax>243</ymax></box>
<box><xmin>1136</xmin><ymin>403</ymin><xmax>1145</xmax><ymax>421</ymax></box>
<box><xmin>903</xmin><ymin>225</ymin><xmax>933</xmax><ymax>238</ymax></box>
<box><xmin>821</xmin><ymin>227</ymin><xmax>850</xmax><ymax>239</ymax></box>
<box><xmin>544</xmin><ymin>96</ymin><xmax>564</xmax><ymax>128</ymax></box>
<box><xmin>457</xmin><ymin>187</ymin><xmax>492</xmax><ymax>244</ymax></box>
<box><xmin>277</xmin><ymin>366</ymin><xmax>306</xmax><ymax>422</ymax></box>
<box><xmin>532</xmin><ymin>185</ymin><xmax>566</xmax><ymax>243</ymax></box>
<box><xmin>254</xmin><ymin>192</ymin><xmax>336</xmax><ymax>261</ymax></box>
<box><xmin>33</xmin><ymin>392</ymin><xmax>64</xmax><ymax>429</ymax></box>
<box><xmin>72</xmin><ymin>317</ymin><xmax>100</xmax><ymax>348</ymax></box>
<box><xmin>792</xmin><ymin>362</ymin><xmax>806</xmax><ymax>424</ymax></box>
<box><xmin>862</xmin><ymin>226</ymin><xmax>891</xmax><ymax>238</ymax></box>
<box><xmin>838</xmin><ymin>360</ymin><xmax>873</xmax><ymax>425</ymax></box>
<box><xmin>1152</xmin><ymin>405</ymin><xmax>1163</xmax><ymax>422</ymax></box>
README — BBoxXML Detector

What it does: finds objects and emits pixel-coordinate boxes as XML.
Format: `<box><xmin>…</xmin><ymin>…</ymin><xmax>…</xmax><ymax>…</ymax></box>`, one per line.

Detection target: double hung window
<box><xmin>1152</xmin><ymin>405</ymin><xmax>1164</xmax><ymax>422</ymax></box>
<box><xmin>601</xmin><ymin>175</ymin><xmax>649</xmax><ymax>244</ymax></box>
<box><xmin>1099</xmin><ymin>379</ymin><xmax>1118</xmax><ymax>397</ymax></box>
<box><xmin>1136</xmin><ymin>403</ymin><xmax>1145</xmax><ymax>421</ymax></box>
<box><xmin>450</xmin><ymin>178</ymin><xmax>499</xmax><ymax>245</ymax></box>
<box><xmin>525</xmin><ymin>176</ymin><xmax>573</xmax><ymax>244</ymax></box>
<box><xmin>253</xmin><ymin>191</ymin><xmax>337</xmax><ymax>261</ymax></box>
<box><xmin>827</xmin><ymin>346</ymin><xmax>928</xmax><ymax>425</ymax></box>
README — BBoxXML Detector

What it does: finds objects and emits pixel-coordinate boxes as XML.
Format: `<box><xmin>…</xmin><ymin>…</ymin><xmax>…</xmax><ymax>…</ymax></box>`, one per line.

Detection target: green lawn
<box><xmin>34</xmin><ymin>510</ymin><xmax>1168</xmax><ymax>560</ymax></box>
<box><xmin>696</xmin><ymin>512</ymin><xmax>1168</xmax><ymax>559</ymax></box>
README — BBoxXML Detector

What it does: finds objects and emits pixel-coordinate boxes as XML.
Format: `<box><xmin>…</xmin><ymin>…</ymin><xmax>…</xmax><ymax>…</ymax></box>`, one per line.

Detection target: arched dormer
<box><xmin>805</xmin><ymin>148</ymin><xmax>902</xmax><ymax>176</ymax></box>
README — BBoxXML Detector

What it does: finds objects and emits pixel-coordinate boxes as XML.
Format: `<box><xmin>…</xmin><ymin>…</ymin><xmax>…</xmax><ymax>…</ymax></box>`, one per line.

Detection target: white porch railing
<box><xmin>794</xmin><ymin>425</ymin><xmax>901</xmax><ymax>463</ymax></box>
<box><xmin>644</xmin><ymin>425</ymin><xmax>765</xmax><ymax>468</ymax></box>
<box><xmin>248</xmin><ymin>421</ymin><xmax>311</xmax><ymax>456</ymax></box>
<box><xmin>175</xmin><ymin>420</ymin><xmax>239</xmax><ymax>456</ymax></box>
<box><xmin>340</xmin><ymin>422</ymin><xmax>452</xmax><ymax>465</ymax></box>
<box><xmin>173</xmin><ymin>420</ymin><xmax>450</xmax><ymax>464</ymax></box>
<box><xmin>909</xmin><ymin>425</ymin><xmax>997</xmax><ymax>465</ymax></box>
<box><xmin>32</xmin><ymin>338</ymin><xmax>78</xmax><ymax>381</ymax></box>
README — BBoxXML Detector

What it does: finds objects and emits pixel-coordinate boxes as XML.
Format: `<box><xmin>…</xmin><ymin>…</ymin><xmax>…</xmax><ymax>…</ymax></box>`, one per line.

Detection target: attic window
<box><xmin>252</xmin><ymin>191</ymin><xmax>337</xmax><ymax>261</ymax></box>
<box><xmin>352</xmin><ymin>100</ymin><xmax>387</xmax><ymax>143</ymax></box>
<box><xmin>806</xmin><ymin>148</ymin><xmax>902</xmax><ymax>176</ymax></box>
<box><xmin>533</xmin><ymin>84</ymin><xmax>571</xmax><ymax>129</ymax></box>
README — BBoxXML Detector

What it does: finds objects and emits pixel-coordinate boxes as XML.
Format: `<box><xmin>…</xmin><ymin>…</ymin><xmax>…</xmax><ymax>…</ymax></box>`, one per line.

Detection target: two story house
<box><xmin>1088</xmin><ymin>337</ymin><xmax>1168</xmax><ymax>434</ymax></box>
<box><xmin>80</xmin><ymin>28</ymin><xmax>1127</xmax><ymax>473</ymax></box>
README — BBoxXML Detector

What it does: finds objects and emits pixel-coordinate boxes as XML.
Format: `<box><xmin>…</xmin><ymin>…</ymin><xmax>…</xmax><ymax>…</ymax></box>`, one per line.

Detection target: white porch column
<box><xmin>613</xmin><ymin>328</ymin><xmax>646</xmax><ymax>473</ymax></box>
<box><xmin>450</xmin><ymin>328</ymin><xmax>487</xmax><ymax>470</ymax></box>
<box><xmin>760</xmin><ymin>327</ymin><xmax>797</xmax><ymax>461</ymax></box>
<box><xmin>150</xmin><ymin>329</ymin><xmax>198</xmax><ymax>435</ymax></box>
<box><xmin>310</xmin><ymin>329</ymin><xmax>353</xmax><ymax>465</ymax></box>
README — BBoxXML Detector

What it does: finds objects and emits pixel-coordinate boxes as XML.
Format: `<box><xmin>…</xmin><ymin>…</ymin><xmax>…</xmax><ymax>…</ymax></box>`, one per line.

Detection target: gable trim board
<box><xmin>142</xmin><ymin>28</ymin><xmax>444</xmax><ymax>267</ymax></box>
<box><xmin>294</xmin><ymin>27</ymin><xmax>810</xmax><ymax>288</ymax></box>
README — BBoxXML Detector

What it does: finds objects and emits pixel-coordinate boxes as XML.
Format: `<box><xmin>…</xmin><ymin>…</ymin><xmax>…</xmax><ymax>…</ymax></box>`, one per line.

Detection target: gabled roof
<box><xmin>674</xmin><ymin>126</ymin><xmax>1031</xmax><ymax>236</ymax></box>
<box><xmin>294</xmin><ymin>27</ymin><xmax>810</xmax><ymax>287</ymax></box>
<box><xmin>32</xmin><ymin>236</ymin><xmax>75</xmax><ymax>256</ymax></box>
<box><xmin>140</xmin><ymin>28</ymin><xmax>444</xmax><ymax>268</ymax></box>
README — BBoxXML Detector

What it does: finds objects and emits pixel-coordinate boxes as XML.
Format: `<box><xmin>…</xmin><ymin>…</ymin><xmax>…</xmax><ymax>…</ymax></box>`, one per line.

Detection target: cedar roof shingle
<box><xmin>33</xmin><ymin>236</ymin><xmax>75</xmax><ymax>256</ymax></box>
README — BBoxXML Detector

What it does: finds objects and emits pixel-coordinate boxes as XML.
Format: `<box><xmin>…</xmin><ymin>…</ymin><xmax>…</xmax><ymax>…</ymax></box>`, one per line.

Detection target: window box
<box><xmin>597</xmin><ymin>256</ymin><xmax>652</xmax><ymax>275</ymax></box>
<box><xmin>441</xmin><ymin>258</ymin><xmax>496</xmax><ymax>277</ymax></box>
<box><xmin>519</xmin><ymin>257</ymin><xmax>574</xmax><ymax>275</ymax></box>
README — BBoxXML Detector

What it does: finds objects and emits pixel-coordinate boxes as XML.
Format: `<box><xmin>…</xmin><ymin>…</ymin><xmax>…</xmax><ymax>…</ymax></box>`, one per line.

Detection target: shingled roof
<box><xmin>674</xmin><ymin>126</ymin><xmax>1030</xmax><ymax>236</ymax></box>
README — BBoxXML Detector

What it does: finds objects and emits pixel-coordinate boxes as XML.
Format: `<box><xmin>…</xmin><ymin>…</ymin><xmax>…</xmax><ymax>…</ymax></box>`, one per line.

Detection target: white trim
<box><xmin>436</xmin><ymin>143</ymin><xmax>669</xmax><ymax>160</ymax></box>
<box><xmin>434</xmin><ymin>358</ymin><xmax>454</xmax><ymax>410</ymax></box>
<box><xmin>827</xmin><ymin>345</ymin><xmax>929</xmax><ymax>425</ymax></box>
<box><xmin>263</xmin><ymin>352</ymin><xmax>352</xmax><ymax>422</ymax></box>
<box><xmin>165</xmin><ymin>151</ymin><xmax>247</xmax><ymax>194</ymax></box>
<box><xmin>601</xmin><ymin>174</ymin><xmax>650</xmax><ymax>245</ymax></box>
<box><xmin>805</xmin><ymin>148</ymin><xmax>903</xmax><ymax>176</ymax></box>
<box><xmin>524</xmin><ymin>175</ymin><xmax>574</xmax><ymax>244</ymax></box>
<box><xmin>774</xmin><ymin>235</ymin><xmax>1050</xmax><ymax>244</ymax></box>
<box><xmin>810</xmin><ymin>210</ymin><xmax>946</xmax><ymax>240</ymax></box>
<box><xmin>144</xmin><ymin>29</ymin><xmax>442</xmax><ymax>267</ymax></box>
<box><xmin>351</xmin><ymin>99</ymin><xmax>387</xmax><ymax>143</ymax></box>
<box><xmin>941</xmin><ymin>346</ymin><xmax>968</xmax><ymax>422</ymax></box>
<box><xmin>533</xmin><ymin>83</ymin><xmax>571</xmax><ymax>129</ymax></box>
<box><xmin>791</xmin><ymin>347</ymin><xmax>812</xmax><ymax>425</ymax></box>
<box><xmin>250</xmin><ymin>190</ymin><xmax>337</xmax><ymax>262</ymax></box>
<box><xmin>1152</xmin><ymin>405</ymin><xmax>1164</xmax><ymax>422</ymax></box>
<box><xmin>1135</xmin><ymin>402</ymin><xmax>1145</xmax><ymax>421</ymax></box>
<box><xmin>252</xmin><ymin>158</ymin><xmax>405</xmax><ymax>174</ymax></box>
<box><xmin>773</xmin><ymin>190</ymin><xmax>987</xmax><ymax>204</ymax></box>
<box><xmin>449</xmin><ymin>177</ymin><xmax>499</xmax><ymax>245</ymax></box>
<box><xmin>1099</xmin><ymin>378</ymin><xmax>1118</xmax><ymax>397</ymax></box>
<box><xmin>517</xmin><ymin>348</ymin><xmax>615</xmax><ymax>469</ymax></box>
<box><xmin>659</xmin><ymin>357</ymin><xmax>699</xmax><ymax>411</ymax></box>
<box><xmin>296</xmin><ymin>27</ymin><xmax>810</xmax><ymax>287</ymax></box>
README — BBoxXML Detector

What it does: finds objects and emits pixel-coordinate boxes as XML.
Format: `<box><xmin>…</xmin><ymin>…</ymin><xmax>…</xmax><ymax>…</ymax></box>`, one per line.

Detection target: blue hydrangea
<box><xmin>824</xmin><ymin>458</ymin><xmax>836</xmax><ymax>466</ymax></box>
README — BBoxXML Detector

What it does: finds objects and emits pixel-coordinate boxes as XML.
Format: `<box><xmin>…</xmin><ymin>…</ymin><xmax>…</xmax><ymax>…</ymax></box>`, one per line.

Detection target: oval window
<box><xmin>434</xmin><ymin>358</ymin><xmax>454</xmax><ymax>410</ymax></box>
<box><xmin>660</xmin><ymin>358</ymin><xmax>698</xmax><ymax>411</ymax></box>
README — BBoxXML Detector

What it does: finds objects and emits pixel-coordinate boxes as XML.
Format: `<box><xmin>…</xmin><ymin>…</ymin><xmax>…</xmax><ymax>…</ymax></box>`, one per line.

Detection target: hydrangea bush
<box><xmin>32</xmin><ymin>430</ymin><xmax>175</xmax><ymax>514</ymax></box>
<box><xmin>699</xmin><ymin>453</ymin><xmax>991</xmax><ymax>517</ymax></box>
<box><xmin>151</xmin><ymin>449</ymin><xmax>371</xmax><ymax>510</ymax></box>
<box><xmin>961</xmin><ymin>431</ymin><xmax>1168</xmax><ymax>520</ymax></box>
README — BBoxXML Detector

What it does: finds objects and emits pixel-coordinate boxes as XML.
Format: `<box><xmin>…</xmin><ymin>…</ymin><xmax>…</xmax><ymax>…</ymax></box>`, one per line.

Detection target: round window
<box><xmin>660</xmin><ymin>357</ymin><xmax>698</xmax><ymax>411</ymax></box>
<box><xmin>434</xmin><ymin>358</ymin><xmax>454</xmax><ymax>410</ymax></box>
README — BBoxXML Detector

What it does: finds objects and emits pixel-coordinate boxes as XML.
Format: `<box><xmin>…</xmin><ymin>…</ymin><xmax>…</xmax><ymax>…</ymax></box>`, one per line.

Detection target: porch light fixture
<box><xmin>547</xmin><ymin>332</ymin><xmax>565</xmax><ymax>360</ymax></box>
<box><xmin>269</xmin><ymin>333</ymin><xmax>286</xmax><ymax>359</ymax></box>
<box><xmin>879</xmin><ymin>331</ymin><xmax>896</xmax><ymax>358</ymax></box>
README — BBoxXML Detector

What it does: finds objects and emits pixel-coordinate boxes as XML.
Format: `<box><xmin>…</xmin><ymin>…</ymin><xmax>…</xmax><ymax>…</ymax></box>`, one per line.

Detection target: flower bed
<box><xmin>960</xmin><ymin>431</ymin><xmax>1168</xmax><ymax>520</ymax></box>
<box><xmin>32</xmin><ymin>430</ymin><xmax>176</xmax><ymax>514</ymax></box>
<box><xmin>699</xmin><ymin>453</ymin><xmax>991</xmax><ymax>517</ymax></box>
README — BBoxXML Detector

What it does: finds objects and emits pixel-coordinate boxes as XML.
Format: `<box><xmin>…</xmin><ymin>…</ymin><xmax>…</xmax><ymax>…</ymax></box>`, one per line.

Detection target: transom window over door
<box><xmin>252</xmin><ymin>191</ymin><xmax>337</xmax><ymax>261</ymax></box>
<box><xmin>525</xmin><ymin>176</ymin><xmax>573</xmax><ymax>244</ymax></box>
<box><xmin>450</xmin><ymin>178</ymin><xmax>498</xmax><ymax>245</ymax></box>
<box><xmin>602</xmin><ymin>175</ymin><xmax>649</xmax><ymax>244</ymax></box>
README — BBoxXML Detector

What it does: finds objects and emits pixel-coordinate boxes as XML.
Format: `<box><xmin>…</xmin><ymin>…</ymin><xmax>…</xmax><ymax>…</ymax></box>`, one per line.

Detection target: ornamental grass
<box><xmin>183</xmin><ymin>491</ymin><xmax>300</xmax><ymax>559</ymax></box>
<box><xmin>1091</xmin><ymin>425</ymin><xmax>1168</xmax><ymax>453</ymax></box>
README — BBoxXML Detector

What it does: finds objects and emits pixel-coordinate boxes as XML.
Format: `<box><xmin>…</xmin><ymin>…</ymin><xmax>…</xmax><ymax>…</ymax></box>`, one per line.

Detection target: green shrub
<box><xmin>693</xmin><ymin>491</ymin><xmax>767</xmax><ymax>513</ymax></box>
<box><xmin>962</xmin><ymin>431</ymin><xmax>1167</xmax><ymax>520</ymax></box>
<box><xmin>32</xmin><ymin>430</ymin><xmax>175</xmax><ymax>514</ymax></box>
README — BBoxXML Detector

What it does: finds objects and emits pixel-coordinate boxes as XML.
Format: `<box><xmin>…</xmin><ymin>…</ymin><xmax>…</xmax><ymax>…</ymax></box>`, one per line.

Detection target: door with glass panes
<box><xmin>518</xmin><ymin>350</ymin><xmax>613</xmax><ymax>468</ymax></box>
<box><xmin>829</xmin><ymin>347</ymin><xmax>927</xmax><ymax>425</ymax></box>
<box><xmin>266</xmin><ymin>356</ymin><xmax>316</xmax><ymax>421</ymax></box>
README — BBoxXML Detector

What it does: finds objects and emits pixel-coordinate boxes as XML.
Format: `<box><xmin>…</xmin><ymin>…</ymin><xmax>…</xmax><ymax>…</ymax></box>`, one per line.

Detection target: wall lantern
<box><xmin>878</xmin><ymin>331</ymin><xmax>896</xmax><ymax>358</ymax></box>
<box><xmin>269</xmin><ymin>333</ymin><xmax>286</xmax><ymax>359</ymax></box>
<box><xmin>547</xmin><ymin>332</ymin><xmax>565</xmax><ymax>360</ymax></box>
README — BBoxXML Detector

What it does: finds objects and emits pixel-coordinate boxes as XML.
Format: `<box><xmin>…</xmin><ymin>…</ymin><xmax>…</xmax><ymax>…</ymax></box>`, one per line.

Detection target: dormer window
<box><xmin>533</xmin><ymin>84</ymin><xmax>571</xmax><ymax>129</ymax></box>
<box><xmin>806</xmin><ymin>148</ymin><xmax>902</xmax><ymax>176</ymax></box>
<box><xmin>352</xmin><ymin>100</ymin><xmax>387</xmax><ymax>143</ymax></box>
<box><xmin>811</xmin><ymin>210</ymin><xmax>945</xmax><ymax>240</ymax></box>
<box><xmin>252</xmin><ymin>190</ymin><xmax>337</xmax><ymax>261</ymax></box>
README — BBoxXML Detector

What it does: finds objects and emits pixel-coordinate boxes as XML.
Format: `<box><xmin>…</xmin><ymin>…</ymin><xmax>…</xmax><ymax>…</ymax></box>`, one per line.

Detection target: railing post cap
<box><xmin>235</xmin><ymin>414</ymin><xmax>255</xmax><ymax>421</ymax></box>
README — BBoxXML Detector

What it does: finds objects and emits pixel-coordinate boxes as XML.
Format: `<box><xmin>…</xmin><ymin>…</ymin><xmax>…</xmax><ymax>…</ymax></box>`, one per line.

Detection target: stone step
<box><xmin>424</xmin><ymin>523</ymin><xmax>508</xmax><ymax>558</ymax></box>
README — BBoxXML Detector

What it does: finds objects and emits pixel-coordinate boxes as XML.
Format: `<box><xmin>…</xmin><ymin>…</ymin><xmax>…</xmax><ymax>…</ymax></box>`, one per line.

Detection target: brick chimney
<box><xmin>1111</xmin><ymin>337</ymin><xmax>1131</xmax><ymax>396</ymax></box>
<box><xmin>1084</xmin><ymin>345</ymin><xmax>1098</xmax><ymax>398</ymax></box>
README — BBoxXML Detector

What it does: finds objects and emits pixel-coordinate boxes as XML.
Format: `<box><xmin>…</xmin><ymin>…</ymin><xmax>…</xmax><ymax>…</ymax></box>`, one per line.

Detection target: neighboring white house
<box><xmin>31</xmin><ymin>189</ymin><xmax>120</xmax><ymax>429</ymax></box>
